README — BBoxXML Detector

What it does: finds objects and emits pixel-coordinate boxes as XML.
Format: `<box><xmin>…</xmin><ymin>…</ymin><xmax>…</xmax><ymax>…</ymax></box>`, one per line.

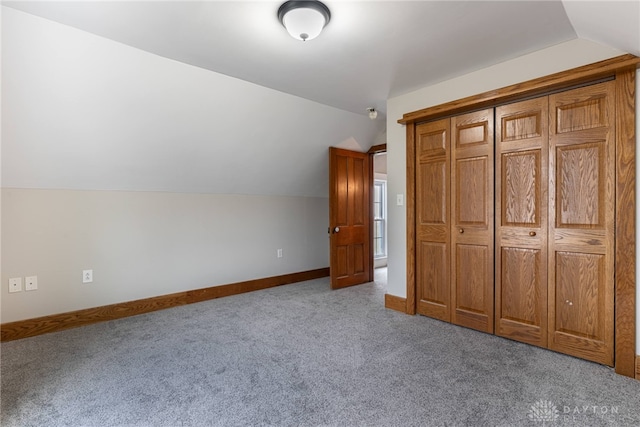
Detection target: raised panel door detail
<box><xmin>502</xmin><ymin>112</ymin><xmax>542</xmax><ymax>141</ymax></box>
<box><xmin>556</xmin><ymin>142</ymin><xmax>603</xmax><ymax>228</ymax></box>
<box><xmin>455</xmin><ymin>244</ymin><xmax>487</xmax><ymax>314</ymax></box>
<box><xmin>335</xmin><ymin>155</ymin><xmax>349</xmax><ymax>226</ymax></box>
<box><xmin>502</xmin><ymin>150</ymin><xmax>540</xmax><ymax>227</ymax></box>
<box><xmin>501</xmin><ymin>247</ymin><xmax>541</xmax><ymax>326</ymax></box>
<box><xmin>456</xmin><ymin>157</ymin><xmax>487</xmax><ymax>226</ymax></box>
<box><xmin>420</xmin><ymin>160</ymin><xmax>447</xmax><ymax>224</ymax></box>
<box><xmin>335</xmin><ymin>245</ymin><xmax>348</xmax><ymax>279</ymax></box>
<box><xmin>556</xmin><ymin>96</ymin><xmax>607</xmax><ymax>134</ymax></box>
<box><xmin>457</xmin><ymin>123</ymin><xmax>487</xmax><ymax>147</ymax></box>
<box><xmin>352</xmin><ymin>157</ymin><xmax>366</xmax><ymax>226</ymax></box>
<box><xmin>554</xmin><ymin>252</ymin><xmax>604</xmax><ymax>340</ymax></box>
<box><xmin>419</xmin><ymin>129</ymin><xmax>446</xmax><ymax>155</ymax></box>
<box><xmin>352</xmin><ymin>244</ymin><xmax>365</xmax><ymax>275</ymax></box>
<box><xmin>419</xmin><ymin>242</ymin><xmax>448</xmax><ymax>306</ymax></box>
<box><xmin>334</xmin><ymin>244</ymin><xmax>365</xmax><ymax>280</ymax></box>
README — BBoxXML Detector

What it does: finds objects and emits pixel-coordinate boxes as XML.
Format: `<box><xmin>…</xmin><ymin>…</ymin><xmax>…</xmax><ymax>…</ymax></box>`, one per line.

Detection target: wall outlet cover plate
<box><xmin>9</xmin><ymin>277</ymin><xmax>23</xmax><ymax>293</ymax></box>
<box><xmin>83</xmin><ymin>270</ymin><xmax>93</xmax><ymax>283</ymax></box>
<box><xmin>25</xmin><ymin>276</ymin><xmax>38</xmax><ymax>291</ymax></box>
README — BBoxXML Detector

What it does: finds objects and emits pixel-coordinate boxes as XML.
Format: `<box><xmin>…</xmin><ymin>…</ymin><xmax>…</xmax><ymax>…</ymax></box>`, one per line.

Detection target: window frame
<box><xmin>373</xmin><ymin>179</ymin><xmax>387</xmax><ymax>259</ymax></box>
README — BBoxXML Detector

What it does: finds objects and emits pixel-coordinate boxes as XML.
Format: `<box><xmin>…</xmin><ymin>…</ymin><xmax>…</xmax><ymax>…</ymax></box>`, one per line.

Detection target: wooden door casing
<box><xmin>451</xmin><ymin>109</ymin><xmax>495</xmax><ymax>333</ymax></box>
<box><xmin>495</xmin><ymin>97</ymin><xmax>549</xmax><ymax>347</ymax></box>
<box><xmin>415</xmin><ymin>118</ymin><xmax>451</xmax><ymax>321</ymax></box>
<box><xmin>329</xmin><ymin>147</ymin><xmax>372</xmax><ymax>289</ymax></box>
<box><xmin>548</xmin><ymin>81</ymin><xmax>615</xmax><ymax>366</ymax></box>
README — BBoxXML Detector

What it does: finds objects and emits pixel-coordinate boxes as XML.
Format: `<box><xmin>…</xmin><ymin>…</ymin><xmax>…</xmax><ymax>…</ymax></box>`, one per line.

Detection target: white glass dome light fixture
<box><xmin>278</xmin><ymin>1</ymin><xmax>331</xmax><ymax>42</ymax></box>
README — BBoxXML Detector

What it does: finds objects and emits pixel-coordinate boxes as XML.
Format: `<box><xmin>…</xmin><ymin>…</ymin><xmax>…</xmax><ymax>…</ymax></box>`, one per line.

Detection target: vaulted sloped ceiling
<box><xmin>2</xmin><ymin>1</ymin><xmax>638</xmax><ymax>198</ymax></box>
<box><xmin>563</xmin><ymin>0</ymin><xmax>640</xmax><ymax>56</ymax></box>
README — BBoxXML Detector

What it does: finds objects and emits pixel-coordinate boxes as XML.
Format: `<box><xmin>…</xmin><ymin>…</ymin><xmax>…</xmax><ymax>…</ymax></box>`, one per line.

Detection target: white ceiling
<box><xmin>2</xmin><ymin>1</ymin><xmax>638</xmax><ymax>199</ymax></box>
<box><xmin>6</xmin><ymin>0</ymin><xmax>638</xmax><ymax>118</ymax></box>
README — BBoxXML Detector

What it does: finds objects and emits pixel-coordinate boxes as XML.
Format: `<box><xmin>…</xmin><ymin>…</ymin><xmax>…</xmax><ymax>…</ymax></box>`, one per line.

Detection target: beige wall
<box><xmin>1</xmin><ymin>189</ymin><xmax>328</xmax><ymax>323</ymax></box>
<box><xmin>1</xmin><ymin>7</ymin><xmax>344</xmax><ymax>324</ymax></box>
<box><xmin>0</xmin><ymin>6</ymin><xmax>3</xmax><ymax>326</ymax></box>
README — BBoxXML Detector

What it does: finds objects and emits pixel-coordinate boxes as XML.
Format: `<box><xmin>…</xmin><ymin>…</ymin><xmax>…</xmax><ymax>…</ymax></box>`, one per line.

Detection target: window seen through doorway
<box><xmin>373</xmin><ymin>180</ymin><xmax>387</xmax><ymax>258</ymax></box>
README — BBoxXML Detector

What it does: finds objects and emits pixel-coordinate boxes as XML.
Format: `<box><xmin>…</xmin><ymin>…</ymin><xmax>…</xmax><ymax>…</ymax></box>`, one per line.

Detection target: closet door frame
<box><xmin>400</xmin><ymin>54</ymin><xmax>639</xmax><ymax>378</ymax></box>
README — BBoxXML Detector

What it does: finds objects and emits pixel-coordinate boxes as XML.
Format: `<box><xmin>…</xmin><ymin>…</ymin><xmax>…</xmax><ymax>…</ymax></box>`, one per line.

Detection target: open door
<box><xmin>329</xmin><ymin>147</ymin><xmax>372</xmax><ymax>289</ymax></box>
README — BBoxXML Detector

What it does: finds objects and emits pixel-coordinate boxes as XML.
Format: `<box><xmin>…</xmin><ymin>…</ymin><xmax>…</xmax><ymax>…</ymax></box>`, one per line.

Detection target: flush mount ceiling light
<box><xmin>278</xmin><ymin>0</ymin><xmax>331</xmax><ymax>42</ymax></box>
<box><xmin>367</xmin><ymin>108</ymin><xmax>378</xmax><ymax>120</ymax></box>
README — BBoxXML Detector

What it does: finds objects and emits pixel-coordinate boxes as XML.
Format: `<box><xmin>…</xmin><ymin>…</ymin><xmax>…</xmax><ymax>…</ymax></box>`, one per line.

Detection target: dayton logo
<box><xmin>528</xmin><ymin>400</ymin><xmax>560</xmax><ymax>424</ymax></box>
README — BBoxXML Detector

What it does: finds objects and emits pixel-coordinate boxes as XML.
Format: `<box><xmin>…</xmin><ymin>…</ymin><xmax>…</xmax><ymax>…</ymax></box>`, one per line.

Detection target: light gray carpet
<box><xmin>2</xmin><ymin>270</ymin><xmax>639</xmax><ymax>426</ymax></box>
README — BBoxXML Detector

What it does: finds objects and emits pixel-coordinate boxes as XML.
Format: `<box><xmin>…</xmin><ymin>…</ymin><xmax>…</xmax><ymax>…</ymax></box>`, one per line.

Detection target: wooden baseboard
<box><xmin>384</xmin><ymin>293</ymin><xmax>407</xmax><ymax>313</ymax></box>
<box><xmin>1</xmin><ymin>267</ymin><xmax>329</xmax><ymax>342</ymax></box>
<box><xmin>636</xmin><ymin>355</ymin><xmax>640</xmax><ymax>380</ymax></box>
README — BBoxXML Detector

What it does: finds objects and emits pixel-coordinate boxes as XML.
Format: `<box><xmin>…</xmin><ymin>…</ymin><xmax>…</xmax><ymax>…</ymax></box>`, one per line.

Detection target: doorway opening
<box><xmin>371</xmin><ymin>147</ymin><xmax>387</xmax><ymax>290</ymax></box>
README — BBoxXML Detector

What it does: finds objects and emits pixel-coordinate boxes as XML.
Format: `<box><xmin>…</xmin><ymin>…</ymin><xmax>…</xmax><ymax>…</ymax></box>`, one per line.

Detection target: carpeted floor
<box><xmin>2</xmin><ymin>269</ymin><xmax>639</xmax><ymax>426</ymax></box>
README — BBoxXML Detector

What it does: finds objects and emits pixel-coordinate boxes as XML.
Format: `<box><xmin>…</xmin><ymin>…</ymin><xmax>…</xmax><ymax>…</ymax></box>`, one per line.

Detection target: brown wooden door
<box><xmin>495</xmin><ymin>97</ymin><xmax>549</xmax><ymax>347</ymax></box>
<box><xmin>329</xmin><ymin>147</ymin><xmax>371</xmax><ymax>289</ymax></box>
<box><xmin>548</xmin><ymin>81</ymin><xmax>615</xmax><ymax>366</ymax></box>
<box><xmin>415</xmin><ymin>118</ymin><xmax>451</xmax><ymax>321</ymax></box>
<box><xmin>451</xmin><ymin>109</ymin><xmax>495</xmax><ymax>333</ymax></box>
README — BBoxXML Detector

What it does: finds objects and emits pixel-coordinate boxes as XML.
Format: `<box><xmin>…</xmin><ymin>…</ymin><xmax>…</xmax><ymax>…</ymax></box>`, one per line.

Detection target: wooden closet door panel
<box><xmin>451</xmin><ymin>109</ymin><xmax>494</xmax><ymax>333</ymax></box>
<box><xmin>495</xmin><ymin>98</ymin><xmax>549</xmax><ymax>347</ymax></box>
<box><xmin>549</xmin><ymin>81</ymin><xmax>615</xmax><ymax>366</ymax></box>
<box><xmin>416</xmin><ymin>119</ymin><xmax>451</xmax><ymax>321</ymax></box>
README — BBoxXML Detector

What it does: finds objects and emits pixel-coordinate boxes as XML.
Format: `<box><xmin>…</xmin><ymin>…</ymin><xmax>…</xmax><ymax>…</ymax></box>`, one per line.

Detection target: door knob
<box><xmin>459</xmin><ymin>228</ymin><xmax>464</xmax><ymax>234</ymax></box>
<box><xmin>334</xmin><ymin>227</ymin><xmax>340</xmax><ymax>233</ymax></box>
<box><xmin>529</xmin><ymin>231</ymin><xmax>537</xmax><ymax>237</ymax></box>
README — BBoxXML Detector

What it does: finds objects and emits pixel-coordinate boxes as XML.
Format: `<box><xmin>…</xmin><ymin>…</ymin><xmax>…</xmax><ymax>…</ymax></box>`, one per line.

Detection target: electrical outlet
<box><xmin>277</xmin><ymin>248</ymin><xmax>283</xmax><ymax>258</ymax></box>
<box><xmin>9</xmin><ymin>277</ymin><xmax>23</xmax><ymax>293</ymax></box>
<box><xmin>25</xmin><ymin>276</ymin><xmax>38</xmax><ymax>291</ymax></box>
<box><xmin>82</xmin><ymin>270</ymin><xmax>93</xmax><ymax>283</ymax></box>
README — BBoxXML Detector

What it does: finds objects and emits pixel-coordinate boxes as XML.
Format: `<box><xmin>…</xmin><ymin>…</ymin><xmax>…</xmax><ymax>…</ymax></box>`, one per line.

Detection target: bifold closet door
<box><xmin>495</xmin><ymin>98</ymin><xmax>549</xmax><ymax>347</ymax></box>
<box><xmin>451</xmin><ymin>109</ymin><xmax>494</xmax><ymax>333</ymax></box>
<box><xmin>415</xmin><ymin>118</ymin><xmax>451</xmax><ymax>321</ymax></box>
<box><xmin>548</xmin><ymin>81</ymin><xmax>615</xmax><ymax>366</ymax></box>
